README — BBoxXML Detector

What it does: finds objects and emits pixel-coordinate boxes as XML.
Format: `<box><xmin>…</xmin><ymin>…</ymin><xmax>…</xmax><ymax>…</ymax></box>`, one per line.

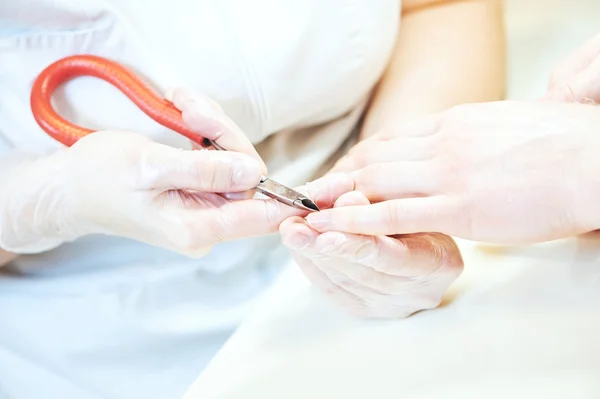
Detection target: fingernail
<box><xmin>232</xmin><ymin>157</ymin><xmax>261</xmax><ymax>187</ymax></box>
<box><xmin>306</xmin><ymin>212</ymin><xmax>331</xmax><ymax>229</ymax></box>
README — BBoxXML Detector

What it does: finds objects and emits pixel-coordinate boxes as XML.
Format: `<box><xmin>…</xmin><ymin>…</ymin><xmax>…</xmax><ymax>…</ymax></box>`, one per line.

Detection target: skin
<box><xmin>280</xmin><ymin>0</ymin><xmax>507</xmax><ymax>318</ymax></box>
<box><xmin>361</xmin><ymin>0</ymin><xmax>506</xmax><ymax>139</ymax></box>
<box><xmin>305</xmin><ymin>101</ymin><xmax>600</xmax><ymax>244</ymax></box>
<box><xmin>0</xmin><ymin>250</ymin><xmax>16</xmax><ymax>266</ymax></box>
<box><xmin>304</xmin><ymin>30</ymin><xmax>600</xmax><ymax>246</ymax></box>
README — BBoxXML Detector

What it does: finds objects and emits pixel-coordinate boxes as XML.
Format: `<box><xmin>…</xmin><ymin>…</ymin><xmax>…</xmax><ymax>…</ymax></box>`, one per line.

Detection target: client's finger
<box><xmin>305</xmin><ymin>197</ymin><xmax>457</xmax><ymax>236</ymax></box>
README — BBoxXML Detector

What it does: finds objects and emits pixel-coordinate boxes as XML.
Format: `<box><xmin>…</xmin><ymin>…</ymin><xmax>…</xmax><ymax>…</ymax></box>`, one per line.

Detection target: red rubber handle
<box><xmin>30</xmin><ymin>54</ymin><xmax>211</xmax><ymax>147</ymax></box>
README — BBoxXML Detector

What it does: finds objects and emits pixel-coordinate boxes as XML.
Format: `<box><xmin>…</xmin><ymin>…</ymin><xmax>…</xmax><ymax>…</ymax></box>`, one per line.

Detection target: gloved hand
<box><xmin>0</xmin><ymin>88</ymin><xmax>302</xmax><ymax>256</ymax></box>
<box><xmin>305</xmin><ymin>100</ymin><xmax>600</xmax><ymax>244</ymax></box>
<box><xmin>544</xmin><ymin>31</ymin><xmax>600</xmax><ymax>103</ymax></box>
<box><xmin>280</xmin><ymin>175</ymin><xmax>463</xmax><ymax>318</ymax></box>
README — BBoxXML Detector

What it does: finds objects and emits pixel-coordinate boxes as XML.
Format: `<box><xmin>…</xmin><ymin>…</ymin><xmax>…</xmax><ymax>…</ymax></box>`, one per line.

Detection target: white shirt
<box><xmin>0</xmin><ymin>1</ymin><xmax>399</xmax><ymax>397</ymax></box>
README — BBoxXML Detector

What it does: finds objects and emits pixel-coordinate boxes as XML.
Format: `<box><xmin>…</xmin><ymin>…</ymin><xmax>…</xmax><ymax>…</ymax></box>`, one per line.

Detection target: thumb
<box><xmin>139</xmin><ymin>142</ymin><xmax>262</xmax><ymax>193</ymax></box>
<box><xmin>304</xmin><ymin>196</ymin><xmax>456</xmax><ymax>236</ymax></box>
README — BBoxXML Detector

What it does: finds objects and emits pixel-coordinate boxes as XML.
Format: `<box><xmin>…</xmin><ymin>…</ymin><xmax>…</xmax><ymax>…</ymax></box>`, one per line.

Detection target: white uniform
<box><xmin>0</xmin><ymin>1</ymin><xmax>399</xmax><ymax>397</ymax></box>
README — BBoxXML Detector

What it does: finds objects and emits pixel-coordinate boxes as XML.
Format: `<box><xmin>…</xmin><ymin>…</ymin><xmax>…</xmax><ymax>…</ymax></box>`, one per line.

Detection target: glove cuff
<box><xmin>0</xmin><ymin>150</ymin><xmax>87</xmax><ymax>253</ymax></box>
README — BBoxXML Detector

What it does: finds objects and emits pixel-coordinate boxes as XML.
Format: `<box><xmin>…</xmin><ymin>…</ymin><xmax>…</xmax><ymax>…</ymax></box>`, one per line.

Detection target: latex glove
<box><xmin>280</xmin><ymin>176</ymin><xmax>463</xmax><ymax>318</ymax></box>
<box><xmin>0</xmin><ymin>88</ymin><xmax>302</xmax><ymax>255</ymax></box>
<box><xmin>305</xmin><ymin>100</ymin><xmax>600</xmax><ymax>244</ymax></box>
<box><xmin>544</xmin><ymin>31</ymin><xmax>600</xmax><ymax>103</ymax></box>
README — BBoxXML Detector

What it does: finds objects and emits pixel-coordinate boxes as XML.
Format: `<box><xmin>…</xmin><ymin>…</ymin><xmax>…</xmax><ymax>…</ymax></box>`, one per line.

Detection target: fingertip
<box><xmin>182</xmin><ymin>108</ymin><xmax>269</xmax><ymax>175</ymax></box>
<box><xmin>306</xmin><ymin>172</ymin><xmax>355</xmax><ymax>208</ymax></box>
<box><xmin>167</xmin><ymin>87</ymin><xmax>197</xmax><ymax>110</ymax></box>
<box><xmin>168</xmin><ymin>90</ymin><xmax>268</xmax><ymax>174</ymax></box>
<box><xmin>181</xmin><ymin>103</ymin><xmax>221</xmax><ymax>133</ymax></box>
<box><xmin>280</xmin><ymin>219</ymin><xmax>318</xmax><ymax>251</ymax></box>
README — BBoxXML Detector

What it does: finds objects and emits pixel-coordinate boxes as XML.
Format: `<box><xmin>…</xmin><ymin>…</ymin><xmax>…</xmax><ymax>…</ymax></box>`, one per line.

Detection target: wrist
<box><xmin>0</xmin><ymin>150</ymin><xmax>86</xmax><ymax>253</ymax></box>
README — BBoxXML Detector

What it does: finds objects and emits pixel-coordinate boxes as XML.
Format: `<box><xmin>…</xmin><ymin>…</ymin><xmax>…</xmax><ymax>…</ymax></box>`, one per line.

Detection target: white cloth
<box><xmin>0</xmin><ymin>1</ymin><xmax>400</xmax><ymax>398</ymax></box>
<box><xmin>183</xmin><ymin>237</ymin><xmax>600</xmax><ymax>399</ymax></box>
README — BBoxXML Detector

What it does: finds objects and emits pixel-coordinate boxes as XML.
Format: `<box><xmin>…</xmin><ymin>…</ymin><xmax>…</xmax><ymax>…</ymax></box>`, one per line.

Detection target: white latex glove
<box><xmin>544</xmin><ymin>31</ymin><xmax>600</xmax><ymax>103</ymax></box>
<box><xmin>0</xmin><ymin>88</ymin><xmax>302</xmax><ymax>256</ymax></box>
<box><xmin>280</xmin><ymin>175</ymin><xmax>463</xmax><ymax>319</ymax></box>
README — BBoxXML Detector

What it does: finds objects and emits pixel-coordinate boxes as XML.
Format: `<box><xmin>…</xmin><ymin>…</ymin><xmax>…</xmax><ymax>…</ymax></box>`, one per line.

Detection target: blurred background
<box><xmin>504</xmin><ymin>0</ymin><xmax>600</xmax><ymax>99</ymax></box>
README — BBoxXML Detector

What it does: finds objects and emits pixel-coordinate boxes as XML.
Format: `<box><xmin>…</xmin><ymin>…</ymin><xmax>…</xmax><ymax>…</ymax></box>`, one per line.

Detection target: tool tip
<box><xmin>300</xmin><ymin>198</ymin><xmax>320</xmax><ymax>212</ymax></box>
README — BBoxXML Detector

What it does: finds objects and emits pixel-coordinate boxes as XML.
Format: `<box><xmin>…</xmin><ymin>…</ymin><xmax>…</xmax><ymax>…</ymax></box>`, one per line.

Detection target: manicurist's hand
<box><xmin>0</xmin><ymin>89</ymin><xmax>302</xmax><ymax>256</ymax></box>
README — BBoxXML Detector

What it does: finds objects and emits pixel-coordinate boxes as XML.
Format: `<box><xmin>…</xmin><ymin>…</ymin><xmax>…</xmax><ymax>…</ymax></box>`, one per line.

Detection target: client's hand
<box><xmin>306</xmin><ymin>100</ymin><xmax>600</xmax><ymax>244</ymax></box>
<box><xmin>280</xmin><ymin>176</ymin><xmax>463</xmax><ymax>318</ymax></box>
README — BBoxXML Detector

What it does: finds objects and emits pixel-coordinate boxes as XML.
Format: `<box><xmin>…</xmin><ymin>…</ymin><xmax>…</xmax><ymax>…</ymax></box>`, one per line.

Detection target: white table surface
<box><xmin>184</xmin><ymin>1</ymin><xmax>600</xmax><ymax>398</ymax></box>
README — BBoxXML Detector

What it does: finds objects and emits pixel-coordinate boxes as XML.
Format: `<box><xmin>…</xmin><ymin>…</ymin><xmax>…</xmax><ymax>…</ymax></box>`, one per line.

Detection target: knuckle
<box><xmin>348</xmin><ymin>141</ymin><xmax>377</xmax><ymax>169</ymax></box>
<box><xmin>135</xmin><ymin>148</ymin><xmax>171</xmax><ymax>189</ymax></box>
<box><xmin>261</xmin><ymin>200</ymin><xmax>284</xmax><ymax>226</ymax></box>
<box><xmin>204</xmin><ymin>154</ymin><xmax>226</xmax><ymax>191</ymax></box>
<box><xmin>344</xmin><ymin>211</ymin><xmax>360</xmax><ymax>232</ymax></box>
<box><xmin>430</xmin><ymin>157</ymin><xmax>463</xmax><ymax>192</ymax></box>
<box><xmin>352</xmin><ymin>163</ymin><xmax>383</xmax><ymax>193</ymax></box>
<box><xmin>222</xmin><ymin>157</ymin><xmax>238</xmax><ymax>191</ymax></box>
<box><xmin>385</xmin><ymin>202</ymin><xmax>402</xmax><ymax>227</ymax></box>
<box><xmin>207</xmin><ymin>211</ymin><xmax>234</xmax><ymax>243</ymax></box>
<box><xmin>349</xmin><ymin>170</ymin><xmax>368</xmax><ymax>194</ymax></box>
<box><xmin>200</xmin><ymin>150</ymin><xmax>222</xmax><ymax>191</ymax></box>
<box><xmin>347</xmin><ymin>146</ymin><xmax>365</xmax><ymax>169</ymax></box>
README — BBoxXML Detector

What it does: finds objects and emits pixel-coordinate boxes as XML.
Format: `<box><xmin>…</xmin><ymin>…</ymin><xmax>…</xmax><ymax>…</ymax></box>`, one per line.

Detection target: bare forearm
<box><xmin>361</xmin><ymin>0</ymin><xmax>506</xmax><ymax>139</ymax></box>
<box><xmin>0</xmin><ymin>249</ymin><xmax>17</xmax><ymax>267</ymax></box>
